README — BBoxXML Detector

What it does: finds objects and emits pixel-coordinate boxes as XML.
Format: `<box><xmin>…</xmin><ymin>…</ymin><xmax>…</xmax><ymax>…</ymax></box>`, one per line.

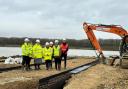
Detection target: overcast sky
<box><xmin>0</xmin><ymin>0</ymin><xmax>128</xmax><ymax>39</ymax></box>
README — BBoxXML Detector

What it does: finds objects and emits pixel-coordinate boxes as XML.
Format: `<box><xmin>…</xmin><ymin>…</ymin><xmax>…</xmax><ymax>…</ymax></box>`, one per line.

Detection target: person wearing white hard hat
<box><xmin>33</xmin><ymin>39</ymin><xmax>43</xmax><ymax>70</ymax></box>
<box><xmin>21</xmin><ymin>38</ymin><xmax>31</xmax><ymax>71</ymax></box>
<box><xmin>36</xmin><ymin>39</ymin><xmax>40</xmax><ymax>43</ymax></box>
<box><xmin>53</xmin><ymin>40</ymin><xmax>61</xmax><ymax>70</ymax></box>
<box><xmin>62</xmin><ymin>38</ymin><xmax>66</xmax><ymax>42</ymax></box>
<box><xmin>24</xmin><ymin>38</ymin><xmax>29</xmax><ymax>42</ymax></box>
<box><xmin>60</xmin><ymin>38</ymin><xmax>69</xmax><ymax>69</ymax></box>
<box><xmin>55</xmin><ymin>40</ymin><xmax>59</xmax><ymax>43</ymax></box>
<box><xmin>45</xmin><ymin>42</ymin><xmax>49</xmax><ymax>46</ymax></box>
<box><xmin>49</xmin><ymin>41</ymin><xmax>54</xmax><ymax>69</ymax></box>
<box><xmin>43</xmin><ymin>42</ymin><xmax>53</xmax><ymax>70</ymax></box>
<box><xmin>50</xmin><ymin>42</ymin><xmax>53</xmax><ymax>46</ymax></box>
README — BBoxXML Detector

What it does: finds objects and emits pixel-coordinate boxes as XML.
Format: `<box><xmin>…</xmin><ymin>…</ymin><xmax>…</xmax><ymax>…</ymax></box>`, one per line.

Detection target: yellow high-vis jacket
<box><xmin>21</xmin><ymin>43</ymin><xmax>30</xmax><ymax>56</ymax></box>
<box><xmin>53</xmin><ymin>45</ymin><xmax>61</xmax><ymax>57</ymax></box>
<box><xmin>43</xmin><ymin>47</ymin><xmax>52</xmax><ymax>61</ymax></box>
<box><xmin>33</xmin><ymin>43</ymin><xmax>43</xmax><ymax>59</ymax></box>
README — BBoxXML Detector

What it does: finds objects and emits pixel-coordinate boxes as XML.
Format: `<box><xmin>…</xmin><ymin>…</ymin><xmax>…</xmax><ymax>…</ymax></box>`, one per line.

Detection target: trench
<box><xmin>38</xmin><ymin>60</ymin><xmax>99</xmax><ymax>89</ymax></box>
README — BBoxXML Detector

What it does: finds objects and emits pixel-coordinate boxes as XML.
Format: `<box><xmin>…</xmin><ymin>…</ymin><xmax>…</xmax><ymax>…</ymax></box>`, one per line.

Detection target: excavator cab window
<box><xmin>125</xmin><ymin>36</ymin><xmax>128</xmax><ymax>43</ymax></box>
<box><xmin>120</xmin><ymin>35</ymin><xmax>128</xmax><ymax>56</ymax></box>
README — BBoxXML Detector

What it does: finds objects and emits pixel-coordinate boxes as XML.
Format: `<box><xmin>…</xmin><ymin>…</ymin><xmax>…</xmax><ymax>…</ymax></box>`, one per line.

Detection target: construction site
<box><xmin>0</xmin><ymin>0</ymin><xmax>128</xmax><ymax>89</ymax></box>
<box><xmin>0</xmin><ymin>22</ymin><xmax>128</xmax><ymax>89</ymax></box>
<box><xmin>0</xmin><ymin>55</ymin><xmax>128</xmax><ymax>89</ymax></box>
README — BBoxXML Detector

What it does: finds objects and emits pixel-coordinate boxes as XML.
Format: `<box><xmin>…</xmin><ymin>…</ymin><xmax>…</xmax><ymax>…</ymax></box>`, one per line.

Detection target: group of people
<box><xmin>21</xmin><ymin>38</ymin><xmax>69</xmax><ymax>71</ymax></box>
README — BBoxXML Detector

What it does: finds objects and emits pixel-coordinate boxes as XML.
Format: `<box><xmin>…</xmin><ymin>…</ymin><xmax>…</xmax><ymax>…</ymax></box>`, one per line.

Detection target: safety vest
<box><xmin>53</xmin><ymin>45</ymin><xmax>60</xmax><ymax>57</ymax></box>
<box><xmin>33</xmin><ymin>44</ymin><xmax>43</xmax><ymax>59</ymax></box>
<box><xmin>28</xmin><ymin>43</ymin><xmax>33</xmax><ymax>57</ymax></box>
<box><xmin>43</xmin><ymin>47</ymin><xmax>52</xmax><ymax>61</ymax></box>
<box><xmin>21</xmin><ymin>43</ymin><xmax>30</xmax><ymax>56</ymax></box>
<box><xmin>60</xmin><ymin>43</ymin><xmax>69</xmax><ymax>54</ymax></box>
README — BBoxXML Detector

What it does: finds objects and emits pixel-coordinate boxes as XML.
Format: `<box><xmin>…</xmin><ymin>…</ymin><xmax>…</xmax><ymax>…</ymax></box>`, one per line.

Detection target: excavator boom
<box><xmin>83</xmin><ymin>22</ymin><xmax>128</xmax><ymax>58</ymax></box>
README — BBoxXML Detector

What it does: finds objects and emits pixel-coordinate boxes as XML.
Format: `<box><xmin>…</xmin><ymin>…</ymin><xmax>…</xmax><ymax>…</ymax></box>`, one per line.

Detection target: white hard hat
<box><xmin>63</xmin><ymin>38</ymin><xmax>66</xmax><ymax>41</ymax></box>
<box><xmin>36</xmin><ymin>39</ymin><xmax>40</xmax><ymax>43</ymax></box>
<box><xmin>50</xmin><ymin>41</ymin><xmax>53</xmax><ymax>45</ymax></box>
<box><xmin>24</xmin><ymin>38</ymin><xmax>29</xmax><ymax>42</ymax></box>
<box><xmin>55</xmin><ymin>40</ymin><xmax>59</xmax><ymax>43</ymax></box>
<box><xmin>45</xmin><ymin>42</ymin><xmax>49</xmax><ymax>46</ymax></box>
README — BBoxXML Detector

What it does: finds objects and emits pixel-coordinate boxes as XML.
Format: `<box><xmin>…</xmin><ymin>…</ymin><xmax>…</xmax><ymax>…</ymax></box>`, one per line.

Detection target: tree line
<box><xmin>0</xmin><ymin>37</ymin><xmax>121</xmax><ymax>51</ymax></box>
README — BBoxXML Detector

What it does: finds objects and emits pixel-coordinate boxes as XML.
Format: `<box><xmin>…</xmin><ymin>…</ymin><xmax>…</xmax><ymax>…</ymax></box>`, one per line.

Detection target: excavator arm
<box><xmin>83</xmin><ymin>22</ymin><xmax>128</xmax><ymax>59</ymax></box>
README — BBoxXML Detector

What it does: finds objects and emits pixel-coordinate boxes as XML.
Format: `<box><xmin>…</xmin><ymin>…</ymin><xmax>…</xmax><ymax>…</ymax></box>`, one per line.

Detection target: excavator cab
<box><xmin>119</xmin><ymin>35</ymin><xmax>128</xmax><ymax>68</ymax></box>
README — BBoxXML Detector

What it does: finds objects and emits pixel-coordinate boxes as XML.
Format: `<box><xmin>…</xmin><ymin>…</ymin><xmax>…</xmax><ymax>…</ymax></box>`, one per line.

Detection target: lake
<box><xmin>0</xmin><ymin>47</ymin><xmax>119</xmax><ymax>57</ymax></box>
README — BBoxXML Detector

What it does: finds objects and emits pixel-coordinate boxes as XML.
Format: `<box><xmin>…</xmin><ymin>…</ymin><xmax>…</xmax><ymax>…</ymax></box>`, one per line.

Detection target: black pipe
<box><xmin>38</xmin><ymin>60</ymin><xmax>99</xmax><ymax>89</ymax></box>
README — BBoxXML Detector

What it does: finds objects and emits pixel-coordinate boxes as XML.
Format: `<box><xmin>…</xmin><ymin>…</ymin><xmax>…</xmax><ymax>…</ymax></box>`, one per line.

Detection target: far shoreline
<box><xmin>0</xmin><ymin>45</ymin><xmax>119</xmax><ymax>51</ymax></box>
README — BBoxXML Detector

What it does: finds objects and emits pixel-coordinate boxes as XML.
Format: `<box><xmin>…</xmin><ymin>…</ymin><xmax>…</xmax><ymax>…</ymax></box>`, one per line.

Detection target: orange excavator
<box><xmin>83</xmin><ymin>22</ymin><xmax>128</xmax><ymax>63</ymax></box>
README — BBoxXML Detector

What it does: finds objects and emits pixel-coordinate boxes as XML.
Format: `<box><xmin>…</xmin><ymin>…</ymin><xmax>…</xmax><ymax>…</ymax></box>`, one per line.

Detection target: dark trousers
<box><xmin>34</xmin><ymin>64</ymin><xmax>40</xmax><ymax>70</ymax></box>
<box><xmin>61</xmin><ymin>53</ymin><xmax>67</xmax><ymax>69</ymax></box>
<box><xmin>22</xmin><ymin>56</ymin><xmax>30</xmax><ymax>70</ymax></box>
<box><xmin>55</xmin><ymin>57</ymin><xmax>61</xmax><ymax>70</ymax></box>
<box><xmin>28</xmin><ymin>57</ymin><xmax>31</xmax><ymax>69</ymax></box>
<box><xmin>50</xmin><ymin>60</ymin><xmax>53</xmax><ymax>69</ymax></box>
<box><xmin>45</xmin><ymin>60</ymin><xmax>51</xmax><ymax>70</ymax></box>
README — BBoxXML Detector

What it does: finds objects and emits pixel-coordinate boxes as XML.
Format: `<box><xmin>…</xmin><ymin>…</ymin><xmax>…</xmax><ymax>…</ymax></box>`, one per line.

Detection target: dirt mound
<box><xmin>0</xmin><ymin>79</ymin><xmax>38</xmax><ymax>89</ymax></box>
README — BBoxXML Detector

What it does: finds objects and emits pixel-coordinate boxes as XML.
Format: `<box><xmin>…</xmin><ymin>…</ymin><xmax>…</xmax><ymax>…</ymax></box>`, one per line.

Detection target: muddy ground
<box><xmin>0</xmin><ymin>57</ymin><xmax>95</xmax><ymax>89</ymax></box>
<box><xmin>64</xmin><ymin>64</ymin><xmax>128</xmax><ymax>89</ymax></box>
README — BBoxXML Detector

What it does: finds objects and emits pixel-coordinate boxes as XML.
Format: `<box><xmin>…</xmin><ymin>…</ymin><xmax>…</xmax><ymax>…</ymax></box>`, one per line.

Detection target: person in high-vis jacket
<box><xmin>33</xmin><ymin>39</ymin><xmax>43</xmax><ymax>70</ymax></box>
<box><xmin>43</xmin><ymin>42</ymin><xmax>52</xmax><ymax>70</ymax></box>
<box><xmin>53</xmin><ymin>40</ymin><xmax>61</xmax><ymax>70</ymax></box>
<box><xmin>60</xmin><ymin>38</ymin><xmax>69</xmax><ymax>69</ymax></box>
<box><xmin>49</xmin><ymin>41</ymin><xmax>54</xmax><ymax>69</ymax></box>
<box><xmin>21</xmin><ymin>38</ymin><xmax>30</xmax><ymax>71</ymax></box>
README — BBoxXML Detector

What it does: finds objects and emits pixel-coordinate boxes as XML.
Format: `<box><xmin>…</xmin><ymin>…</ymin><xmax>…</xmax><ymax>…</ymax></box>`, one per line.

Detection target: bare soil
<box><xmin>0</xmin><ymin>64</ymin><xmax>20</xmax><ymax>68</ymax></box>
<box><xmin>64</xmin><ymin>64</ymin><xmax>128</xmax><ymax>89</ymax></box>
<box><xmin>0</xmin><ymin>58</ymin><xmax>95</xmax><ymax>89</ymax></box>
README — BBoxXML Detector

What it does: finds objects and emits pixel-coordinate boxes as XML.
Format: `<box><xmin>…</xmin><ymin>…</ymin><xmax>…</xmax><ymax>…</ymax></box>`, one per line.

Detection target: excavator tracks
<box><xmin>120</xmin><ymin>53</ymin><xmax>128</xmax><ymax>68</ymax></box>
